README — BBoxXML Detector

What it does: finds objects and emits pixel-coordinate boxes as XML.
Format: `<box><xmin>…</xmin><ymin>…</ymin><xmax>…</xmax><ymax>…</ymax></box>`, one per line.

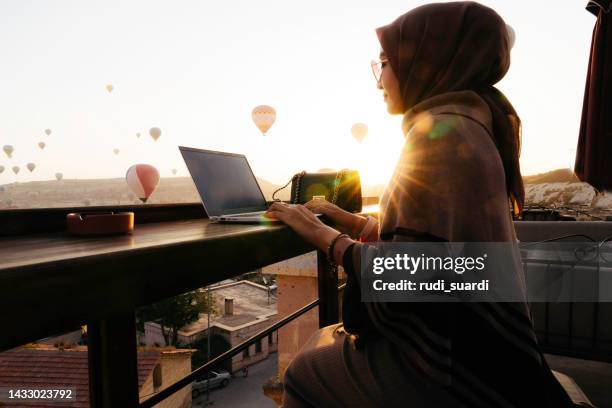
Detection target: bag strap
<box><xmin>272</xmin><ymin>171</ymin><xmax>305</xmax><ymax>202</ymax></box>
<box><xmin>292</xmin><ymin>172</ymin><xmax>305</xmax><ymax>204</ymax></box>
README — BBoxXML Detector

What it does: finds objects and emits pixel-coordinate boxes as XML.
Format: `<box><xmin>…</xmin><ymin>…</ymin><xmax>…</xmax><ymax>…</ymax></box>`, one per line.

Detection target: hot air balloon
<box><xmin>351</xmin><ymin>123</ymin><xmax>368</xmax><ymax>143</ymax></box>
<box><xmin>5</xmin><ymin>199</ymin><xmax>12</xmax><ymax>207</ymax></box>
<box><xmin>26</xmin><ymin>163</ymin><xmax>36</xmax><ymax>172</ymax></box>
<box><xmin>251</xmin><ymin>105</ymin><xmax>276</xmax><ymax>135</ymax></box>
<box><xmin>106</xmin><ymin>84</ymin><xmax>114</xmax><ymax>93</ymax></box>
<box><xmin>172</xmin><ymin>168</ymin><xmax>177</xmax><ymax>175</ymax></box>
<box><xmin>0</xmin><ymin>165</ymin><xmax>4</xmax><ymax>174</ymax></box>
<box><xmin>149</xmin><ymin>127</ymin><xmax>161</xmax><ymax>141</ymax></box>
<box><xmin>3</xmin><ymin>145</ymin><xmax>14</xmax><ymax>158</ymax></box>
<box><xmin>82</xmin><ymin>199</ymin><xmax>91</xmax><ymax>206</ymax></box>
<box><xmin>149</xmin><ymin>128</ymin><xmax>161</xmax><ymax>142</ymax></box>
<box><xmin>45</xmin><ymin>129</ymin><xmax>52</xmax><ymax>136</ymax></box>
<box><xmin>38</xmin><ymin>142</ymin><xmax>46</xmax><ymax>150</ymax></box>
<box><xmin>136</xmin><ymin>132</ymin><xmax>141</xmax><ymax>138</ymax></box>
<box><xmin>113</xmin><ymin>148</ymin><xmax>120</xmax><ymax>155</ymax></box>
<box><xmin>12</xmin><ymin>166</ymin><xmax>19</xmax><ymax>175</ymax></box>
<box><xmin>125</xmin><ymin>164</ymin><xmax>160</xmax><ymax>203</ymax></box>
<box><xmin>55</xmin><ymin>172</ymin><xmax>63</xmax><ymax>181</ymax></box>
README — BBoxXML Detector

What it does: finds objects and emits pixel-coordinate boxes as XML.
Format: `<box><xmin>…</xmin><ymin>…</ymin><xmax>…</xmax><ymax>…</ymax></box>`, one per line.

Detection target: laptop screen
<box><xmin>179</xmin><ymin>147</ymin><xmax>268</xmax><ymax>216</ymax></box>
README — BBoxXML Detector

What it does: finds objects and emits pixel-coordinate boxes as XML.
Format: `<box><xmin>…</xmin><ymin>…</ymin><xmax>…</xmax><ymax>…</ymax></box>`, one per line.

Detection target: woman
<box><xmin>265</xmin><ymin>2</ymin><xmax>573</xmax><ymax>407</ymax></box>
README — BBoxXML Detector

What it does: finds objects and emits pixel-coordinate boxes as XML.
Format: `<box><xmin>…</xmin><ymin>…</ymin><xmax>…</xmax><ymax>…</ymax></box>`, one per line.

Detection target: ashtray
<box><xmin>66</xmin><ymin>212</ymin><xmax>134</xmax><ymax>236</ymax></box>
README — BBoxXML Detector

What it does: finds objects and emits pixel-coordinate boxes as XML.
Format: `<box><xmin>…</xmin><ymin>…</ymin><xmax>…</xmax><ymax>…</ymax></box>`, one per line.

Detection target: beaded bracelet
<box><xmin>327</xmin><ymin>232</ymin><xmax>350</xmax><ymax>266</ymax></box>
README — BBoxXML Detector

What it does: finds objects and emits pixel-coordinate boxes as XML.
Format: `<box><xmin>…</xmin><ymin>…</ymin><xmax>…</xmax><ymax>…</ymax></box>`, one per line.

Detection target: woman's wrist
<box><xmin>315</xmin><ymin>225</ymin><xmax>355</xmax><ymax>266</ymax></box>
<box><xmin>315</xmin><ymin>226</ymin><xmax>343</xmax><ymax>252</ymax></box>
<box><xmin>320</xmin><ymin>205</ymin><xmax>366</xmax><ymax>237</ymax></box>
<box><xmin>356</xmin><ymin>215</ymin><xmax>377</xmax><ymax>241</ymax></box>
<box><xmin>332</xmin><ymin>235</ymin><xmax>355</xmax><ymax>267</ymax></box>
<box><xmin>352</xmin><ymin>215</ymin><xmax>368</xmax><ymax>236</ymax></box>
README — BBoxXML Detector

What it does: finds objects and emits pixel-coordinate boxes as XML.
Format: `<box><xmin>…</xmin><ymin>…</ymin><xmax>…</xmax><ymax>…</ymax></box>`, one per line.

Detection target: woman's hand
<box><xmin>264</xmin><ymin>202</ymin><xmax>342</xmax><ymax>251</ymax></box>
<box><xmin>303</xmin><ymin>199</ymin><xmax>367</xmax><ymax>236</ymax></box>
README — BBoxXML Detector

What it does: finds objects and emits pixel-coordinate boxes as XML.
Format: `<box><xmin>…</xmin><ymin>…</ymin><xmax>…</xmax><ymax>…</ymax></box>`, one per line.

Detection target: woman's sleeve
<box><xmin>340</xmin><ymin>242</ymin><xmax>382</xmax><ymax>345</ymax></box>
<box><xmin>340</xmin><ymin>234</ymin><xmax>443</xmax><ymax>347</ymax></box>
<box><xmin>342</xmin><ymin>242</ymin><xmax>357</xmax><ymax>273</ymax></box>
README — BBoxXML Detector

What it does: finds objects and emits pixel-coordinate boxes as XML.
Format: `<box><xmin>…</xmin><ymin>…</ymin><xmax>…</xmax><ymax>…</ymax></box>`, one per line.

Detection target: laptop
<box><xmin>179</xmin><ymin>146</ymin><xmax>285</xmax><ymax>223</ymax></box>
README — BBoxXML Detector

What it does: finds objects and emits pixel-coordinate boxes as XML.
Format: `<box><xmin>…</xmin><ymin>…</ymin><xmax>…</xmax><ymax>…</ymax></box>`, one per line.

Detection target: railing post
<box><xmin>317</xmin><ymin>249</ymin><xmax>339</xmax><ymax>328</ymax></box>
<box><xmin>87</xmin><ymin>310</ymin><xmax>140</xmax><ymax>408</ymax></box>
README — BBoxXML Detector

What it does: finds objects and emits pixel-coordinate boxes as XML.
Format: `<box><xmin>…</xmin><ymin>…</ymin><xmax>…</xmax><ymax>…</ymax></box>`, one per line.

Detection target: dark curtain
<box><xmin>575</xmin><ymin>0</ymin><xmax>612</xmax><ymax>192</ymax></box>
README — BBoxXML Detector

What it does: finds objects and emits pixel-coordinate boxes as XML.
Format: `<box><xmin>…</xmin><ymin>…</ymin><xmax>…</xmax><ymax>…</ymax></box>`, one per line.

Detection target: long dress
<box><xmin>282</xmin><ymin>91</ymin><xmax>573</xmax><ymax>408</ymax></box>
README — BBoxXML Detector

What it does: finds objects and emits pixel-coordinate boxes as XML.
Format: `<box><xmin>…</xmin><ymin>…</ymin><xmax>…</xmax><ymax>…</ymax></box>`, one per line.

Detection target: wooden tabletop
<box><xmin>0</xmin><ymin>219</ymin><xmax>286</xmax><ymax>270</ymax></box>
<box><xmin>0</xmin><ymin>218</ymin><xmax>315</xmax><ymax>352</ymax></box>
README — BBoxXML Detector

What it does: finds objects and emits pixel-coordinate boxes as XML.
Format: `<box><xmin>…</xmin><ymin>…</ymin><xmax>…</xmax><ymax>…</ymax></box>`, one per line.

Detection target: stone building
<box><xmin>144</xmin><ymin>280</ymin><xmax>278</xmax><ymax>374</ymax></box>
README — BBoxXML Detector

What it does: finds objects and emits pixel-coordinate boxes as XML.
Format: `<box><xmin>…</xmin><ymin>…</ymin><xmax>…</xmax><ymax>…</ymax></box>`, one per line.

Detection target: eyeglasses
<box><xmin>370</xmin><ymin>57</ymin><xmax>388</xmax><ymax>84</ymax></box>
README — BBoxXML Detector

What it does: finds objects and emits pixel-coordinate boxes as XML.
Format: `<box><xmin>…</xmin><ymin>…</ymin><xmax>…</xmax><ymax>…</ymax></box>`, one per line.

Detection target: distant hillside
<box><xmin>0</xmin><ymin>177</ymin><xmax>289</xmax><ymax>209</ymax></box>
<box><xmin>522</xmin><ymin>169</ymin><xmax>612</xmax><ymax>213</ymax></box>
<box><xmin>523</xmin><ymin>168</ymin><xmax>580</xmax><ymax>184</ymax></box>
<box><xmin>2</xmin><ymin>168</ymin><xmax>609</xmax><ymax>214</ymax></box>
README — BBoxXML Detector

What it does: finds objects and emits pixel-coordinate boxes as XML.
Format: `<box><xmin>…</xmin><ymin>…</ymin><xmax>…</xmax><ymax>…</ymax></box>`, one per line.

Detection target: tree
<box><xmin>137</xmin><ymin>289</ymin><xmax>214</xmax><ymax>346</ymax></box>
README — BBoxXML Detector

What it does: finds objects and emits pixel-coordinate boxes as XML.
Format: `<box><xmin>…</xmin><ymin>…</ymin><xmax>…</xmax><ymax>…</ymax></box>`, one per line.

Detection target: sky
<box><xmin>0</xmin><ymin>0</ymin><xmax>596</xmax><ymax>187</ymax></box>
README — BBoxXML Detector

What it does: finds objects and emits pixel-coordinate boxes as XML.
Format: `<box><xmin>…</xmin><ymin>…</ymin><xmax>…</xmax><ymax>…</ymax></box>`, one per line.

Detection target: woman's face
<box><xmin>378</xmin><ymin>51</ymin><xmax>403</xmax><ymax>114</ymax></box>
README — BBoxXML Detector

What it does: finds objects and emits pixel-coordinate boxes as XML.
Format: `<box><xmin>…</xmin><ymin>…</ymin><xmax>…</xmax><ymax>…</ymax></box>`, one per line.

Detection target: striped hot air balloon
<box><xmin>251</xmin><ymin>105</ymin><xmax>276</xmax><ymax>135</ymax></box>
<box><xmin>125</xmin><ymin>164</ymin><xmax>160</xmax><ymax>203</ymax></box>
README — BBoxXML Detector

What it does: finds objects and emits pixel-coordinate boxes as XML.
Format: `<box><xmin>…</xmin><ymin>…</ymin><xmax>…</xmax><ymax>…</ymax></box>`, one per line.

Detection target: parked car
<box><xmin>192</xmin><ymin>370</ymin><xmax>231</xmax><ymax>398</ymax></box>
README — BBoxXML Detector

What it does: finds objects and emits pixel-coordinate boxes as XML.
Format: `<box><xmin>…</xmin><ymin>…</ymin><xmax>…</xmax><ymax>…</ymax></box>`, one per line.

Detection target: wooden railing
<box><xmin>0</xmin><ymin>202</ymin><xmax>344</xmax><ymax>407</ymax></box>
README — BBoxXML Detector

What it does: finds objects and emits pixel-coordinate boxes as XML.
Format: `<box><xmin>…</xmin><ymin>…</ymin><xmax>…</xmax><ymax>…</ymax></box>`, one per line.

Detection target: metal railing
<box><xmin>141</xmin><ymin>231</ymin><xmax>612</xmax><ymax>406</ymax></box>
<box><xmin>522</xmin><ymin>234</ymin><xmax>612</xmax><ymax>362</ymax></box>
<box><xmin>141</xmin><ymin>263</ymin><xmax>345</xmax><ymax>407</ymax></box>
